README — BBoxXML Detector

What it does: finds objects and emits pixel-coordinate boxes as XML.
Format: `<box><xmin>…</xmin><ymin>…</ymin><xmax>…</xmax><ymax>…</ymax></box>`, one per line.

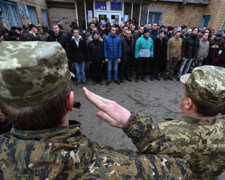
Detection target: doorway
<box><xmin>96</xmin><ymin>11</ymin><xmax>122</xmax><ymax>25</ymax></box>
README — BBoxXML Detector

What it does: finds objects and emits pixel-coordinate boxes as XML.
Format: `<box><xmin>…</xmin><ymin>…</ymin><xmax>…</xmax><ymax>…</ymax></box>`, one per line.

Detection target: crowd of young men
<box><xmin>1</xmin><ymin>18</ymin><xmax>225</xmax><ymax>85</ymax></box>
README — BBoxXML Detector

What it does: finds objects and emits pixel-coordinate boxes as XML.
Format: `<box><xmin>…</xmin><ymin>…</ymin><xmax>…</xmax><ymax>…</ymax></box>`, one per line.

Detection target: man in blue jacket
<box><xmin>104</xmin><ymin>26</ymin><xmax>122</xmax><ymax>85</ymax></box>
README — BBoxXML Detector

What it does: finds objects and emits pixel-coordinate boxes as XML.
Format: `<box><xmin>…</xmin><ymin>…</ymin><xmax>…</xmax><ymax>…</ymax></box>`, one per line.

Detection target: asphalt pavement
<box><xmin>69</xmin><ymin>76</ymin><xmax>225</xmax><ymax>179</ymax></box>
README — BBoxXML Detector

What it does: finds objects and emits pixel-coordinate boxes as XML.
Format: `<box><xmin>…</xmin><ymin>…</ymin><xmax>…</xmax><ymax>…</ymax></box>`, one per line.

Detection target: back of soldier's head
<box><xmin>0</xmin><ymin>41</ymin><xmax>71</xmax><ymax>130</ymax></box>
<box><xmin>181</xmin><ymin>66</ymin><xmax>225</xmax><ymax>117</ymax></box>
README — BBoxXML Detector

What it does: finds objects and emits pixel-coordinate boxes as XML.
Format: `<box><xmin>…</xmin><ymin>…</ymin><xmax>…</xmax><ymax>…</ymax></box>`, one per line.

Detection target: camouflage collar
<box><xmin>11</xmin><ymin>123</ymin><xmax>83</xmax><ymax>143</ymax></box>
<box><xmin>182</xmin><ymin>116</ymin><xmax>216</xmax><ymax>125</ymax></box>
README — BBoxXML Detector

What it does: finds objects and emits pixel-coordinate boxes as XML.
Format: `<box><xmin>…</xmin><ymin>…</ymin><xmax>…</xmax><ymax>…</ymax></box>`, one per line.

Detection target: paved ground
<box><xmin>69</xmin><ymin>76</ymin><xmax>224</xmax><ymax>179</ymax></box>
<box><xmin>70</xmin><ymin>76</ymin><xmax>183</xmax><ymax>150</ymax></box>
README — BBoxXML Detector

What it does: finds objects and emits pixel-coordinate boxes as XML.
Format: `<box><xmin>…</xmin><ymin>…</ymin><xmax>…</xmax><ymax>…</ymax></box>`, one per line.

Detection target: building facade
<box><xmin>46</xmin><ymin>0</ymin><xmax>225</xmax><ymax>32</ymax></box>
<box><xmin>0</xmin><ymin>0</ymin><xmax>48</xmax><ymax>29</ymax></box>
<box><xmin>0</xmin><ymin>0</ymin><xmax>225</xmax><ymax>32</ymax></box>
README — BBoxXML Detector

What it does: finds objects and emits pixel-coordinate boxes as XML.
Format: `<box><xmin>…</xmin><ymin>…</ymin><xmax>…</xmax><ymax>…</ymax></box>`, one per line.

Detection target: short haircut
<box><xmin>185</xmin><ymin>85</ymin><xmax>225</xmax><ymax>117</ymax></box>
<box><xmin>126</xmin><ymin>29</ymin><xmax>132</xmax><ymax>33</ymax></box>
<box><xmin>52</xmin><ymin>24</ymin><xmax>59</xmax><ymax>28</ymax></box>
<box><xmin>1</xmin><ymin>83</ymin><xmax>72</xmax><ymax>130</ymax></box>
<box><xmin>110</xmin><ymin>26</ymin><xmax>117</xmax><ymax>30</ymax></box>
<box><xmin>192</xmin><ymin>27</ymin><xmax>198</xmax><ymax>31</ymax></box>
<box><xmin>89</xmin><ymin>22</ymin><xmax>95</xmax><ymax>27</ymax></box>
<box><xmin>72</xmin><ymin>28</ymin><xmax>79</xmax><ymax>33</ymax></box>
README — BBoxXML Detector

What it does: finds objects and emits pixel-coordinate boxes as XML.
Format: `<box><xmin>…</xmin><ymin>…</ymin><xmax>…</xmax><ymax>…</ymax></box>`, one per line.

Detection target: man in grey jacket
<box><xmin>189</xmin><ymin>32</ymin><xmax>209</xmax><ymax>71</ymax></box>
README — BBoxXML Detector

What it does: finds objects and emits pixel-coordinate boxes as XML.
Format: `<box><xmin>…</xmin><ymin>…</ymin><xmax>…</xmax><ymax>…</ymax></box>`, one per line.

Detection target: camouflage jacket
<box><xmin>0</xmin><ymin>114</ymin><xmax>192</xmax><ymax>179</ymax></box>
<box><xmin>158</xmin><ymin>116</ymin><xmax>225</xmax><ymax>180</ymax></box>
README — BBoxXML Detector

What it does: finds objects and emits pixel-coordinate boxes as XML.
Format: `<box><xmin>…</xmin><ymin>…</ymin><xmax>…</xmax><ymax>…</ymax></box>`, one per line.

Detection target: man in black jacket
<box><xmin>67</xmin><ymin>28</ymin><xmax>87</xmax><ymax>85</ymax></box>
<box><xmin>177</xmin><ymin>27</ymin><xmax>199</xmax><ymax>81</ymax></box>
<box><xmin>47</xmin><ymin>24</ymin><xmax>68</xmax><ymax>50</ymax></box>
<box><xmin>153</xmin><ymin>30</ymin><xmax>167</xmax><ymax>80</ymax></box>
<box><xmin>88</xmin><ymin>31</ymin><xmax>104</xmax><ymax>85</ymax></box>
<box><xmin>120</xmin><ymin>29</ymin><xmax>135</xmax><ymax>82</ymax></box>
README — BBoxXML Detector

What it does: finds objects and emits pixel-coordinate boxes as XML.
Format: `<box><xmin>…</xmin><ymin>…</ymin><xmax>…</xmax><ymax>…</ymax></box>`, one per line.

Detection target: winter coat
<box><xmin>154</xmin><ymin>37</ymin><xmax>167</xmax><ymax>67</ymax></box>
<box><xmin>67</xmin><ymin>37</ymin><xmax>86</xmax><ymax>63</ymax></box>
<box><xmin>87</xmin><ymin>38</ymin><xmax>104</xmax><ymax>63</ymax></box>
<box><xmin>104</xmin><ymin>33</ymin><xmax>122</xmax><ymax>59</ymax></box>
<box><xmin>121</xmin><ymin>36</ymin><xmax>135</xmax><ymax>61</ymax></box>
<box><xmin>135</xmin><ymin>35</ymin><xmax>154</xmax><ymax>59</ymax></box>
<box><xmin>167</xmin><ymin>36</ymin><xmax>182</xmax><ymax>60</ymax></box>
<box><xmin>47</xmin><ymin>31</ymin><xmax>69</xmax><ymax>49</ymax></box>
<box><xmin>133</xmin><ymin>33</ymin><xmax>142</xmax><ymax>41</ymax></box>
<box><xmin>21</xmin><ymin>32</ymin><xmax>38</xmax><ymax>41</ymax></box>
<box><xmin>150</xmin><ymin>29</ymin><xmax>158</xmax><ymax>40</ymax></box>
<box><xmin>38</xmin><ymin>32</ymin><xmax>49</xmax><ymax>41</ymax></box>
<box><xmin>209</xmin><ymin>38</ymin><xmax>225</xmax><ymax>57</ymax></box>
<box><xmin>165</xmin><ymin>33</ymin><xmax>173</xmax><ymax>41</ymax></box>
<box><xmin>182</xmin><ymin>34</ymin><xmax>199</xmax><ymax>59</ymax></box>
<box><xmin>196</xmin><ymin>38</ymin><xmax>209</xmax><ymax>60</ymax></box>
<box><xmin>219</xmin><ymin>49</ymin><xmax>225</xmax><ymax>62</ymax></box>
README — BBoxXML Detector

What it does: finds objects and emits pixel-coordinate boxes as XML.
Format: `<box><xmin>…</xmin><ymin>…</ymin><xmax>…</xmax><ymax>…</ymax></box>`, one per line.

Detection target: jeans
<box><xmin>211</xmin><ymin>57</ymin><xmax>217</xmax><ymax>65</ymax></box>
<box><xmin>177</xmin><ymin>58</ymin><xmax>192</xmax><ymax>78</ymax></box>
<box><xmin>74</xmin><ymin>62</ymin><xmax>86</xmax><ymax>83</ymax></box>
<box><xmin>107</xmin><ymin>59</ymin><xmax>118</xmax><ymax>81</ymax></box>
<box><xmin>189</xmin><ymin>60</ymin><xmax>203</xmax><ymax>72</ymax></box>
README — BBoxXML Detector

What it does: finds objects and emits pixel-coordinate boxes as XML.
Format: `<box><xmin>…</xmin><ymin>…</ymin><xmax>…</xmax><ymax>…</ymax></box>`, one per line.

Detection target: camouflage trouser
<box><xmin>165</xmin><ymin>58</ymin><xmax>178</xmax><ymax>78</ymax></box>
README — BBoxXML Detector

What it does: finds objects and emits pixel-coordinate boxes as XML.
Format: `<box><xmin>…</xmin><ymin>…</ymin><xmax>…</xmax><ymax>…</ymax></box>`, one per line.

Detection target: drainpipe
<box><xmin>179</xmin><ymin>0</ymin><xmax>187</xmax><ymax>9</ymax></box>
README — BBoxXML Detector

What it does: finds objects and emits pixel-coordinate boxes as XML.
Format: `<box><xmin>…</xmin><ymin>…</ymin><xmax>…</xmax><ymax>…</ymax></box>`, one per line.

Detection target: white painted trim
<box><xmin>122</xmin><ymin>0</ymin><xmax>125</xmax><ymax>22</ymax></box>
<box><xmin>139</xmin><ymin>3</ymin><xmax>142</xmax><ymax>26</ymax></box>
<box><xmin>75</xmin><ymin>0</ymin><xmax>79</xmax><ymax>26</ymax></box>
<box><xmin>147</xmin><ymin>4</ymin><xmax>150</xmax><ymax>25</ymax></box>
<box><xmin>131</xmin><ymin>2</ymin><xmax>133</xmax><ymax>19</ymax></box>
<box><xmin>84</xmin><ymin>0</ymin><xmax>88</xmax><ymax>30</ymax></box>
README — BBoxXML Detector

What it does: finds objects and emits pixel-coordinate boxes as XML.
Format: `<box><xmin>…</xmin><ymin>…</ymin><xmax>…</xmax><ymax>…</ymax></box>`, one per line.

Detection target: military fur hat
<box><xmin>0</xmin><ymin>41</ymin><xmax>71</xmax><ymax>107</ymax></box>
<box><xmin>181</xmin><ymin>66</ymin><xmax>225</xmax><ymax>109</ymax></box>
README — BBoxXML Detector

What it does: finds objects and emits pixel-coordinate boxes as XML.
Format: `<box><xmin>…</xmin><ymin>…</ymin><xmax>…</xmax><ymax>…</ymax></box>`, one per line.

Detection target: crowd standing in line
<box><xmin>1</xmin><ymin>17</ymin><xmax>225</xmax><ymax>85</ymax></box>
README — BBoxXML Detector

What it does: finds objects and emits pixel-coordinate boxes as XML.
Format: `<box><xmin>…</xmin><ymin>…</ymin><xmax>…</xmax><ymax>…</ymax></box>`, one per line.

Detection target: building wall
<box><xmin>48</xmin><ymin>7</ymin><xmax>76</xmax><ymax>31</ymax></box>
<box><xmin>6</xmin><ymin>0</ymin><xmax>48</xmax><ymax>26</ymax></box>
<box><xmin>149</xmin><ymin>2</ymin><xmax>206</xmax><ymax>28</ymax></box>
<box><xmin>203</xmin><ymin>0</ymin><xmax>225</xmax><ymax>32</ymax></box>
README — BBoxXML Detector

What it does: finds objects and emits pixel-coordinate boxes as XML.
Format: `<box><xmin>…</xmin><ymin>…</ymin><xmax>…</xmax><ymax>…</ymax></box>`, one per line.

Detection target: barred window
<box><xmin>41</xmin><ymin>9</ymin><xmax>49</xmax><ymax>27</ymax></box>
<box><xmin>0</xmin><ymin>1</ymin><xmax>22</xmax><ymax>29</ymax></box>
<box><xmin>27</xmin><ymin>5</ymin><xmax>38</xmax><ymax>25</ymax></box>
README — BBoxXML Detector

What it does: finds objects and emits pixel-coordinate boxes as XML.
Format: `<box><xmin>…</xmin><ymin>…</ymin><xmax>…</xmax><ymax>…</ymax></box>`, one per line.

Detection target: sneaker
<box><xmin>168</xmin><ymin>77</ymin><xmax>173</xmax><ymax>81</ymax></box>
<box><xmin>142</xmin><ymin>78</ymin><xmax>147</xmax><ymax>82</ymax></box>
<box><xmin>114</xmin><ymin>80</ymin><xmax>120</xmax><ymax>85</ymax></box>
<box><xmin>150</xmin><ymin>76</ymin><xmax>154</xmax><ymax>81</ymax></box>
<box><xmin>100</xmin><ymin>82</ymin><xmax>103</xmax><ymax>85</ymax></box>
<box><xmin>164</xmin><ymin>77</ymin><xmax>168</xmax><ymax>81</ymax></box>
<box><xmin>135</xmin><ymin>79</ymin><xmax>138</xmax><ymax>82</ymax></box>
<box><xmin>177</xmin><ymin>77</ymin><xmax>180</xmax><ymax>81</ymax></box>
<box><xmin>127</xmin><ymin>78</ymin><xmax>132</xmax><ymax>82</ymax></box>
<box><xmin>155</xmin><ymin>77</ymin><xmax>160</xmax><ymax>81</ymax></box>
<box><xmin>106</xmin><ymin>81</ymin><xmax>111</xmax><ymax>85</ymax></box>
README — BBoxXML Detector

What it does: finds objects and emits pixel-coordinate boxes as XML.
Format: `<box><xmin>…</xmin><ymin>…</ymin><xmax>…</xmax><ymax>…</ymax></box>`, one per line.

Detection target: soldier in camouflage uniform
<box><xmin>0</xmin><ymin>41</ymin><xmax>191</xmax><ymax>179</ymax></box>
<box><xmin>158</xmin><ymin>66</ymin><xmax>225</xmax><ymax>180</ymax></box>
<box><xmin>85</xmin><ymin>65</ymin><xmax>225</xmax><ymax>180</ymax></box>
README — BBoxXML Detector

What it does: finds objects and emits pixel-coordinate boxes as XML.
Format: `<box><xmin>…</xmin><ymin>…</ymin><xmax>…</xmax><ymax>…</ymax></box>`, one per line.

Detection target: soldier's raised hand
<box><xmin>83</xmin><ymin>87</ymin><xmax>131</xmax><ymax>128</ymax></box>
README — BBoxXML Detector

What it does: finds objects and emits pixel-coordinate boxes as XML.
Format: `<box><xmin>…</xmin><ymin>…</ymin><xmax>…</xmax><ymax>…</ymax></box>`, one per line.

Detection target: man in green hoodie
<box><xmin>135</xmin><ymin>28</ymin><xmax>154</xmax><ymax>82</ymax></box>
